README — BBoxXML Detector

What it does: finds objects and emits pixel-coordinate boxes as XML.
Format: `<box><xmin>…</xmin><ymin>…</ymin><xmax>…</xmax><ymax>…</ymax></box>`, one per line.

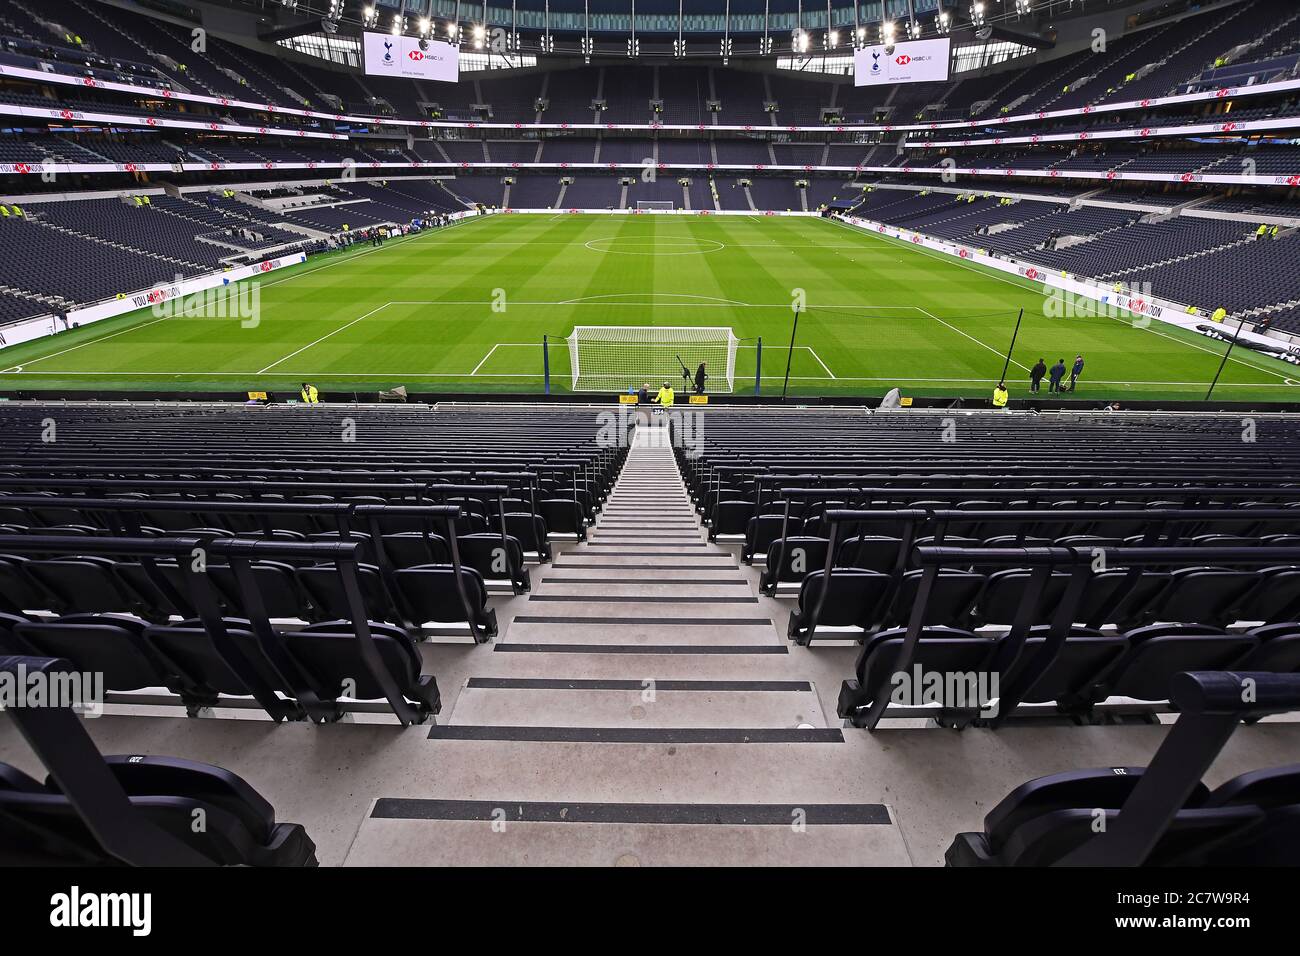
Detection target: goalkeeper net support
<box><xmin>635</xmin><ymin>201</ymin><xmax>675</xmax><ymax>211</ymax></box>
<box><xmin>566</xmin><ymin>326</ymin><xmax>739</xmax><ymax>393</ymax></box>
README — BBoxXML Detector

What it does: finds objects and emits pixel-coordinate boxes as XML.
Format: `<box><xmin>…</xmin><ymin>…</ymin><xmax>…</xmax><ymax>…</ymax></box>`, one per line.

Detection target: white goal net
<box><xmin>636</xmin><ymin>201</ymin><xmax>675</xmax><ymax>211</ymax></box>
<box><xmin>567</xmin><ymin>326</ymin><xmax>739</xmax><ymax>393</ymax></box>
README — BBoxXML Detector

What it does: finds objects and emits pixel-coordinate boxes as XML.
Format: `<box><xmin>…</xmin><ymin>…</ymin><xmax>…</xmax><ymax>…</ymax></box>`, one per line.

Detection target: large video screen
<box><xmin>362</xmin><ymin>32</ymin><xmax>459</xmax><ymax>83</ymax></box>
<box><xmin>854</xmin><ymin>37</ymin><xmax>951</xmax><ymax>86</ymax></box>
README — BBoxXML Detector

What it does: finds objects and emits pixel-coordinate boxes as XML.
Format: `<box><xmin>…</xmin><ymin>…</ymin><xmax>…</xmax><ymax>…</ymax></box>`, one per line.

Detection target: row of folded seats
<box><xmin>787</xmin><ymin>559</ymin><xmax>1300</xmax><ymax>636</ymax></box>
<box><xmin>0</xmin><ymin>493</ymin><xmax>583</xmax><ymax>543</ymax></box>
<box><xmin>839</xmin><ymin>624</ymin><xmax>1300</xmax><ymax>723</ymax></box>
<box><xmin>0</xmin><ymin>550</ymin><xmax>498</xmax><ymax>629</ymax></box>
<box><xmin>722</xmin><ymin>505</ymin><xmax>1300</xmax><ymax>554</ymax></box>
<box><xmin>0</xmin><ymin>613</ymin><xmax>441</xmax><ymax>722</ymax></box>
<box><xmin>760</xmin><ymin>531</ymin><xmax>1300</xmax><ymax>588</ymax></box>
<box><xmin>1</xmin><ymin>525</ymin><xmax>540</xmax><ymax>588</ymax></box>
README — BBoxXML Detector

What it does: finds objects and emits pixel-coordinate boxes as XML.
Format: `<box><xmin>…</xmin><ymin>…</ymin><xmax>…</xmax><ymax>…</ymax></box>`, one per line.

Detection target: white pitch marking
<box><xmin>470</xmin><ymin>343</ymin><xmax>500</xmax><ymax>375</ymax></box>
<box><xmin>917</xmin><ymin>306</ymin><xmax>1032</xmax><ymax>374</ymax></box>
<box><xmin>257</xmin><ymin>302</ymin><xmax>391</xmax><ymax>374</ymax></box>
<box><xmin>825</xmin><ymin>216</ymin><xmax>1292</xmax><ymax>383</ymax></box>
<box><xmin>0</xmin><ymin>216</ymin><xmax>494</xmax><ymax>374</ymax></box>
<box><xmin>806</xmin><ymin>346</ymin><xmax>836</xmax><ymax>379</ymax></box>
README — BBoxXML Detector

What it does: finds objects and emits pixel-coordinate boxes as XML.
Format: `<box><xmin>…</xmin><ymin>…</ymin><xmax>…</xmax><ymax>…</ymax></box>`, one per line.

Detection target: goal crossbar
<box><xmin>566</xmin><ymin>325</ymin><xmax>739</xmax><ymax>393</ymax></box>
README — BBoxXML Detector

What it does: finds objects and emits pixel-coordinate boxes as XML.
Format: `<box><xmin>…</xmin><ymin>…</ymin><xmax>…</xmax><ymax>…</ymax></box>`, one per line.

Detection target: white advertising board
<box><xmin>362</xmin><ymin>32</ymin><xmax>458</xmax><ymax>82</ymax></box>
<box><xmin>855</xmin><ymin>37</ymin><xmax>951</xmax><ymax>86</ymax></box>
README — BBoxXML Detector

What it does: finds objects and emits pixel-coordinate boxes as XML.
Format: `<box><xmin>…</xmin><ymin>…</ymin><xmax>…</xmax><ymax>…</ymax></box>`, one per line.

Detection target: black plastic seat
<box><xmin>506</xmin><ymin>512</ymin><xmax>551</xmax><ymax>561</ymax></box>
<box><xmin>24</xmin><ymin>557</ymin><xmax>138</xmax><ymax>614</ymax></box>
<box><xmin>0</xmin><ymin>555</ymin><xmax>50</xmax><ymax>613</ymax></box>
<box><xmin>1234</xmin><ymin>566</ymin><xmax>1300</xmax><ymax>624</ymax></box>
<box><xmin>787</xmin><ymin>568</ymin><xmax>892</xmax><ymax>641</ymax></box>
<box><xmin>15</xmin><ymin>613</ymin><xmax>178</xmax><ymax>692</ymax></box>
<box><xmin>380</xmin><ymin>532</ymin><xmax>450</xmax><ymax>569</ymax></box>
<box><xmin>0</xmin><ymin>756</ymin><xmax>317</xmax><ymax>866</ymax></box>
<box><xmin>1150</xmin><ymin>567</ymin><xmax>1260</xmax><ymax>626</ymax></box>
<box><xmin>992</xmin><ymin>632</ymin><xmax>1128</xmax><ymax>709</ymax></box>
<box><xmin>1238</xmin><ymin>623</ymin><xmax>1300</xmax><ymax>672</ymax></box>
<box><xmin>708</xmin><ymin>500</ymin><xmax>750</xmax><ymax>540</ymax></box>
<box><xmin>296</xmin><ymin>563</ymin><xmax>393</xmax><ymax>623</ymax></box>
<box><xmin>143</xmin><ymin>617</ymin><xmax>297</xmax><ymax>711</ymax></box>
<box><xmin>843</xmin><ymin>628</ymin><xmax>996</xmax><ymax>718</ymax></box>
<box><xmin>835</xmin><ymin>535</ymin><xmax>903</xmax><ymax>572</ymax></box>
<box><xmin>743</xmin><ymin>514</ymin><xmax>794</xmax><ymax>563</ymax></box>
<box><xmin>1095</xmin><ymin>624</ymin><xmax>1257</xmax><ymax>703</ymax></box>
<box><xmin>760</xmin><ymin>535</ymin><xmax>828</xmax><ymax>590</ymax></box>
<box><xmin>457</xmin><ymin>532</ymin><xmax>529</xmax><ymax>589</ymax></box>
<box><xmin>893</xmin><ymin>569</ymin><xmax>985</xmax><ymax>626</ymax></box>
<box><xmin>395</xmin><ymin>564</ymin><xmax>498</xmax><ymax>636</ymax></box>
<box><xmin>208</xmin><ymin>561</ymin><xmax>311</xmax><ymax>621</ymax></box>
<box><xmin>538</xmin><ymin>498</ymin><xmax>584</xmax><ymax>537</ymax></box>
<box><xmin>278</xmin><ymin>620</ymin><xmax>440</xmax><ymax>720</ymax></box>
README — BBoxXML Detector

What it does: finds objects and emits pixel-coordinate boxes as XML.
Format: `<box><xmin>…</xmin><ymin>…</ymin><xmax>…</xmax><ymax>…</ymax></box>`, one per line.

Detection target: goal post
<box><xmin>635</xmin><ymin>200</ymin><xmax>675</xmax><ymax>212</ymax></box>
<box><xmin>566</xmin><ymin>326</ymin><xmax>739</xmax><ymax>393</ymax></box>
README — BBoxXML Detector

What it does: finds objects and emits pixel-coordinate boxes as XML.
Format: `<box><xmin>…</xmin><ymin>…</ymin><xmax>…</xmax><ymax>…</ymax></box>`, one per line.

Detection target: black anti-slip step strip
<box><xmin>526</xmin><ymin>595</ymin><xmax>759</xmax><ymax>603</ymax></box>
<box><xmin>466</xmin><ymin>677</ymin><xmax>812</xmax><ymax>691</ymax></box>
<box><xmin>539</xmin><ymin>577</ymin><xmax>749</xmax><ymax>585</ymax></box>
<box><xmin>550</xmin><ymin>563</ymin><xmax>739</xmax><ymax>570</ymax></box>
<box><xmin>371</xmin><ymin>799</ymin><xmax>883</xmax><ymax>824</ymax></box>
<box><xmin>565</xmin><ymin>550</ymin><xmax>716</xmax><ymax>556</ymax></box>
<box><xmin>493</xmin><ymin>643</ymin><xmax>787</xmax><ymax>655</ymax></box>
<box><xmin>586</xmin><ymin>542</ymin><xmax>709</xmax><ymax>548</ymax></box>
<box><xmin>509</xmin><ymin>615</ymin><xmax>771</xmax><ymax>624</ymax></box>
<box><xmin>426</xmin><ymin>726</ymin><xmax>844</xmax><ymax>744</ymax></box>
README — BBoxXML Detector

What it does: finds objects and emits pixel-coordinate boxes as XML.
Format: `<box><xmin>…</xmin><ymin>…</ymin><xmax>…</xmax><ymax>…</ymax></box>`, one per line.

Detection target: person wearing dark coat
<box><xmin>1048</xmin><ymin>359</ymin><xmax>1067</xmax><ymax>393</ymax></box>
<box><xmin>1029</xmin><ymin>358</ymin><xmax>1047</xmax><ymax>393</ymax></box>
<box><xmin>694</xmin><ymin>362</ymin><xmax>708</xmax><ymax>395</ymax></box>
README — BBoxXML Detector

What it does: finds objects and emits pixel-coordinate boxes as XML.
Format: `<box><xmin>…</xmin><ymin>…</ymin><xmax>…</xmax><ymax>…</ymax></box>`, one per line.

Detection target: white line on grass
<box><xmin>470</xmin><ymin>344</ymin><xmax>500</xmax><ymax>375</ymax></box>
<box><xmin>382</xmin><ymin>299</ymin><xmax>921</xmax><ymax>311</ymax></box>
<box><xmin>806</xmin><ymin>347</ymin><xmax>836</xmax><ymax>378</ymax></box>
<box><xmin>2</xmin><ymin>315</ymin><xmax>172</xmax><ymax>372</ymax></box>
<box><xmin>16</xmin><ymin>369</ymin><xmax>1295</xmax><ymax>387</ymax></box>
<box><xmin>824</xmin><ymin>216</ymin><xmax>1292</xmax><ymax>384</ymax></box>
<box><xmin>257</xmin><ymin>302</ymin><xmax>391</xmax><ymax>374</ymax></box>
<box><xmin>917</xmin><ymin>305</ymin><xmax>1032</xmax><ymax>375</ymax></box>
<box><xmin>0</xmin><ymin>215</ymin><xmax>495</xmax><ymax>374</ymax></box>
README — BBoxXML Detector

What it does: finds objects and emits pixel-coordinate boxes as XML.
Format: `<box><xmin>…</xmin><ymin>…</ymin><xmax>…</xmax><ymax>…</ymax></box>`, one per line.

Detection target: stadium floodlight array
<box><xmin>567</xmin><ymin>326</ymin><xmax>739</xmax><ymax>393</ymax></box>
<box><xmin>636</xmin><ymin>201</ymin><xmax>675</xmax><ymax>211</ymax></box>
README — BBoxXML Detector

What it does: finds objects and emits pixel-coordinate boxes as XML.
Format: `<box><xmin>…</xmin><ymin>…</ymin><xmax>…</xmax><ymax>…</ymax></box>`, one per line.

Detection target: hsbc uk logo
<box><xmin>408</xmin><ymin>50</ymin><xmax>424</xmax><ymax>61</ymax></box>
<box><xmin>895</xmin><ymin>54</ymin><xmax>911</xmax><ymax>65</ymax></box>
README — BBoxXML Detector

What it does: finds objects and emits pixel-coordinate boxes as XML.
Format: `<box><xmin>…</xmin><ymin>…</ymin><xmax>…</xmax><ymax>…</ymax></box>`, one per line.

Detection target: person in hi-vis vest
<box><xmin>300</xmin><ymin>382</ymin><xmax>320</xmax><ymax>404</ymax></box>
<box><xmin>654</xmin><ymin>382</ymin><xmax>674</xmax><ymax>415</ymax></box>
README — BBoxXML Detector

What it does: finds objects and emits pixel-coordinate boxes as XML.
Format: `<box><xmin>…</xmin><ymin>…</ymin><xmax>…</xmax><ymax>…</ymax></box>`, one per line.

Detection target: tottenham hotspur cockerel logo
<box><xmin>870</xmin><ymin>50</ymin><xmax>882</xmax><ymax>74</ymax></box>
<box><xmin>383</xmin><ymin>39</ymin><xmax>394</xmax><ymax>63</ymax></box>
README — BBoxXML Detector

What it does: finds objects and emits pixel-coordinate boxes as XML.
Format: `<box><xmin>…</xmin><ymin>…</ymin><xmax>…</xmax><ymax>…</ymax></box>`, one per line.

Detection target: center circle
<box><xmin>584</xmin><ymin>237</ymin><xmax>725</xmax><ymax>256</ymax></box>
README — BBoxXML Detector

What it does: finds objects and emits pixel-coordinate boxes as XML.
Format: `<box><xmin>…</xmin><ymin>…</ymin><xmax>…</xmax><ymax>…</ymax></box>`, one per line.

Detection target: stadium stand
<box><xmin>2</xmin><ymin>0</ymin><xmax>1300</xmax><ymax>880</ymax></box>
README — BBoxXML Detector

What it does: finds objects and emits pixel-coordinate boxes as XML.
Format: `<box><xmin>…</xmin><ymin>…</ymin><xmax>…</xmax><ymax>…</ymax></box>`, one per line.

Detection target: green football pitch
<box><xmin>1</xmin><ymin>212</ymin><xmax>1296</xmax><ymax>402</ymax></box>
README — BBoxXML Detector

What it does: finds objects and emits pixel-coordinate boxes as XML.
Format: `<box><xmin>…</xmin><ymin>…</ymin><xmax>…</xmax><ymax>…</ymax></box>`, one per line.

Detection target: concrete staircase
<box><xmin>341</xmin><ymin>425</ymin><xmax>910</xmax><ymax>865</ymax></box>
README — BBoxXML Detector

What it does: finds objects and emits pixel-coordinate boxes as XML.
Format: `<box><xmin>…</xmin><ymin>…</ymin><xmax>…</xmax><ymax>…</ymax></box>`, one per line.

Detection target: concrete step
<box><xmin>552</xmin><ymin>554</ymin><xmax>737</xmax><ymax>567</ymax></box>
<box><xmin>503</xmin><ymin>617</ymin><xmax>778</xmax><ymax>644</ymax></box>
<box><xmin>446</xmin><ymin>678</ymin><xmax>826</xmax><ymax>728</ymax></box>
<box><xmin>344</xmin><ymin>801</ymin><xmax>908</xmax><ymax>866</ymax></box>
<box><xmin>531</xmin><ymin>582</ymin><xmax>754</xmax><ymax>598</ymax></box>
